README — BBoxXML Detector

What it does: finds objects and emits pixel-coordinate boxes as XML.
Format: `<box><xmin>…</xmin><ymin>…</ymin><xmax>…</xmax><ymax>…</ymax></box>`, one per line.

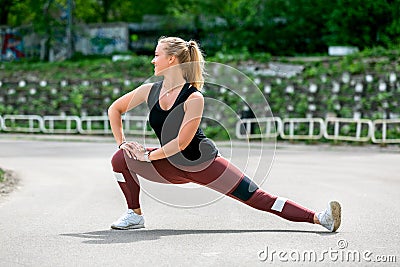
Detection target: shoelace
<box><xmin>118</xmin><ymin>211</ymin><xmax>134</xmax><ymax>223</ymax></box>
<box><xmin>319</xmin><ymin>210</ymin><xmax>333</xmax><ymax>227</ymax></box>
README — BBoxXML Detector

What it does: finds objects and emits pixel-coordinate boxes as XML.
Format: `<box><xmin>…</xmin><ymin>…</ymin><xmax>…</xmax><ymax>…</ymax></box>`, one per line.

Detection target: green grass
<box><xmin>0</xmin><ymin>168</ymin><xmax>5</xmax><ymax>183</ymax></box>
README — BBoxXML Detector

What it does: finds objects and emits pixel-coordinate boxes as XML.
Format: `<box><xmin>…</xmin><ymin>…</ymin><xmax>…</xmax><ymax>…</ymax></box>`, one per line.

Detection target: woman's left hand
<box><xmin>132</xmin><ymin>142</ymin><xmax>147</xmax><ymax>161</ymax></box>
<box><xmin>121</xmin><ymin>141</ymin><xmax>146</xmax><ymax>160</ymax></box>
<box><xmin>134</xmin><ymin>151</ymin><xmax>147</xmax><ymax>161</ymax></box>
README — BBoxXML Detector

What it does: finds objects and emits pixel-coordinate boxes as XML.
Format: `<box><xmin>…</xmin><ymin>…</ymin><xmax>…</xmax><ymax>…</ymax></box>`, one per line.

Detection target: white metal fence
<box><xmin>2</xmin><ymin>115</ymin><xmax>43</xmax><ymax>133</ymax></box>
<box><xmin>42</xmin><ymin>115</ymin><xmax>80</xmax><ymax>134</ymax></box>
<box><xmin>236</xmin><ymin>117</ymin><xmax>399</xmax><ymax>144</ymax></box>
<box><xmin>324</xmin><ymin>118</ymin><xmax>373</xmax><ymax>142</ymax></box>
<box><xmin>236</xmin><ymin>117</ymin><xmax>282</xmax><ymax>139</ymax></box>
<box><xmin>372</xmin><ymin>119</ymin><xmax>400</xmax><ymax>144</ymax></box>
<box><xmin>280</xmin><ymin>118</ymin><xmax>325</xmax><ymax>140</ymax></box>
<box><xmin>0</xmin><ymin>114</ymin><xmax>399</xmax><ymax>144</ymax></box>
<box><xmin>0</xmin><ymin>114</ymin><xmax>153</xmax><ymax>136</ymax></box>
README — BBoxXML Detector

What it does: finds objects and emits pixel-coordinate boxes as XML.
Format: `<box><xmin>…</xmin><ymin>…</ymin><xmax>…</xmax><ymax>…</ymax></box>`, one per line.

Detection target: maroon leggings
<box><xmin>111</xmin><ymin>149</ymin><xmax>315</xmax><ymax>223</ymax></box>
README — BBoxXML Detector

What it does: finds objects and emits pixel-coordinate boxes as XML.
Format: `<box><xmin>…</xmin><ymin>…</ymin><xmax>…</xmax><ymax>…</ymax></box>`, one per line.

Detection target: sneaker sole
<box><xmin>111</xmin><ymin>224</ymin><xmax>145</xmax><ymax>230</ymax></box>
<box><xmin>330</xmin><ymin>201</ymin><xmax>341</xmax><ymax>232</ymax></box>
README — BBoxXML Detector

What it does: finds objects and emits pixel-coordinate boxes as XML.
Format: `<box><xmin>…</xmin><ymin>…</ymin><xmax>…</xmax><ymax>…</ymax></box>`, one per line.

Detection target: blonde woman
<box><xmin>108</xmin><ymin>36</ymin><xmax>341</xmax><ymax>231</ymax></box>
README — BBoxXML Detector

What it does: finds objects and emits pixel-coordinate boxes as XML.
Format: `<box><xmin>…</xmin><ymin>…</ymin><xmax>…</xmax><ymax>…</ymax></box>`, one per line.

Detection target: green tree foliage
<box><xmin>167</xmin><ymin>0</ymin><xmax>400</xmax><ymax>54</ymax></box>
<box><xmin>74</xmin><ymin>0</ymin><xmax>169</xmax><ymax>23</ymax></box>
<box><xmin>325</xmin><ymin>0</ymin><xmax>396</xmax><ymax>48</ymax></box>
<box><xmin>1</xmin><ymin>0</ymin><xmax>36</xmax><ymax>26</ymax></box>
<box><xmin>2</xmin><ymin>0</ymin><xmax>400</xmax><ymax>55</ymax></box>
<box><xmin>238</xmin><ymin>0</ymin><xmax>335</xmax><ymax>55</ymax></box>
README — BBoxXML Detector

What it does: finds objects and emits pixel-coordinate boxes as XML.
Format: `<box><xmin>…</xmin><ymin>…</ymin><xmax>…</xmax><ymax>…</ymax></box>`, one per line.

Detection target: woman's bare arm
<box><xmin>108</xmin><ymin>83</ymin><xmax>153</xmax><ymax>146</ymax></box>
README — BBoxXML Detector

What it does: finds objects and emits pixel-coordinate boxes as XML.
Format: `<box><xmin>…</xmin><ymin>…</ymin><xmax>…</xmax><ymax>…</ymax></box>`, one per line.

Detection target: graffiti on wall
<box><xmin>89</xmin><ymin>26</ymin><xmax>128</xmax><ymax>55</ymax></box>
<box><xmin>1</xmin><ymin>30</ymin><xmax>25</xmax><ymax>61</ymax></box>
<box><xmin>1</xmin><ymin>24</ymin><xmax>130</xmax><ymax>59</ymax></box>
<box><xmin>73</xmin><ymin>24</ymin><xmax>129</xmax><ymax>55</ymax></box>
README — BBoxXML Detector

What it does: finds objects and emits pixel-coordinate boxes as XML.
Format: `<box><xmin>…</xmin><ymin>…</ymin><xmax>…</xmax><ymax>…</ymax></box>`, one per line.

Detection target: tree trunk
<box><xmin>0</xmin><ymin>0</ymin><xmax>12</xmax><ymax>25</ymax></box>
<box><xmin>101</xmin><ymin>0</ymin><xmax>112</xmax><ymax>22</ymax></box>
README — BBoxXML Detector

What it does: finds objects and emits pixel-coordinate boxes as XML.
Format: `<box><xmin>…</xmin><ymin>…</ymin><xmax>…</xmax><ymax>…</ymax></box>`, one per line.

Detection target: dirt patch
<box><xmin>0</xmin><ymin>168</ymin><xmax>19</xmax><ymax>198</ymax></box>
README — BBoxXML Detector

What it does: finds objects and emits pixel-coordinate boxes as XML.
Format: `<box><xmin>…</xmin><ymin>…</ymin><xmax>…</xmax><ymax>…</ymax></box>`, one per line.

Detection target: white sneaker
<box><xmin>111</xmin><ymin>209</ymin><xmax>145</xmax><ymax>230</ymax></box>
<box><xmin>317</xmin><ymin>201</ymin><xmax>341</xmax><ymax>232</ymax></box>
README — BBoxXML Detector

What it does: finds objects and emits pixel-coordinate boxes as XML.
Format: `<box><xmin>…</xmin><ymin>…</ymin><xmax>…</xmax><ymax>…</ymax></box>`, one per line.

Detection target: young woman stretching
<box><xmin>108</xmin><ymin>36</ymin><xmax>342</xmax><ymax>232</ymax></box>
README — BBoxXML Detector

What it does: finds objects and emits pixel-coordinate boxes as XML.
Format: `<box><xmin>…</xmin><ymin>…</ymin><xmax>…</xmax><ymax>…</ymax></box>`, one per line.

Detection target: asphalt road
<box><xmin>0</xmin><ymin>137</ymin><xmax>399</xmax><ymax>266</ymax></box>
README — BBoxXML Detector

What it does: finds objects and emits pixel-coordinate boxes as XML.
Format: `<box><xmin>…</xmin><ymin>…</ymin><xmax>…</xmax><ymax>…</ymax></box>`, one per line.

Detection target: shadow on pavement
<box><xmin>61</xmin><ymin>229</ymin><xmax>336</xmax><ymax>244</ymax></box>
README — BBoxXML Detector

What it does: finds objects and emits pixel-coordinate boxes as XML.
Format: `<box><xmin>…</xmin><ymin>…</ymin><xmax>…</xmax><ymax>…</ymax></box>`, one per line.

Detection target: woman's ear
<box><xmin>168</xmin><ymin>55</ymin><xmax>176</xmax><ymax>64</ymax></box>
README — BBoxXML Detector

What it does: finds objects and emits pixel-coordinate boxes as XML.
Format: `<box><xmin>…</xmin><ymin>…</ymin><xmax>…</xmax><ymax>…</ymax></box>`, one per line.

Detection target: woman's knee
<box><xmin>230</xmin><ymin>175</ymin><xmax>259</xmax><ymax>201</ymax></box>
<box><xmin>111</xmin><ymin>149</ymin><xmax>127</xmax><ymax>172</ymax></box>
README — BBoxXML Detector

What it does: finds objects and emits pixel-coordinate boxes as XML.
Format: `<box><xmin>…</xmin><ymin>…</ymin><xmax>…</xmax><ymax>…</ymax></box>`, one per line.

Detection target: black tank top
<box><xmin>147</xmin><ymin>81</ymin><xmax>218</xmax><ymax>166</ymax></box>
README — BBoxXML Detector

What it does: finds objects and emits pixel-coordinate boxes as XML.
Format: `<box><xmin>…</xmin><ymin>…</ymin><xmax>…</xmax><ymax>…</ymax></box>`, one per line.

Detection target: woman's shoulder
<box><xmin>186</xmin><ymin>90</ymin><xmax>203</xmax><ymax>99</ymax></box>
<box><xmin>186</xmin><ymin>83</ymin><xmax>202</xmax><ymax>95</ymax></box>
<box><xmin>141</xmin><ymin>81</ymin><xmax>161</xmax><ymax>90</ymax></box>
<box><xmin>132</xmin><ymin>82</ymin><xmax>154</xmax><ymax>91</ymax></box>
<box><xmin>135</xmin><ymin>81</ymin><xmax>162</xmax><ymax>91</ymax></box>
<box><xmin>179</xmin><ymin>83</ymin><xmax>201</xmax><ymax>100</ymax></box>
<box><xmin>185</xmin><ymin>88</ymin><xmax>203</xmax><ymax>107</ymax></box>
<box><xmin>134</xmin><ymin>82</ymin><xmax>161</xmax><ymax>96</ymax></box>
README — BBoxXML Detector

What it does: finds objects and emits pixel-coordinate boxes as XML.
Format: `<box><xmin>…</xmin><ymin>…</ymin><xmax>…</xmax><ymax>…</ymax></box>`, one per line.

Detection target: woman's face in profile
<box><xmin>151</xmin><ymin>43</ymin><xmax>171</xmax><ymax>76</ymax></box>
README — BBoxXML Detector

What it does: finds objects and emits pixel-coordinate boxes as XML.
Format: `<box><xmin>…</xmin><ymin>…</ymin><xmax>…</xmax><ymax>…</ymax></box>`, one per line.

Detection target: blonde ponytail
<box><xmin>158</xmin><ymin>36</ymin><xmax>205</xmax><ymax>90</ymax></box>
